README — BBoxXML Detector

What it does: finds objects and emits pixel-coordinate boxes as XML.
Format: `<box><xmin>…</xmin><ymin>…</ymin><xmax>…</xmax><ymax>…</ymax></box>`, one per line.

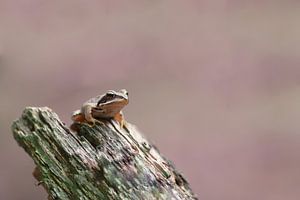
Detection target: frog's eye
<box><xmin>106</xmin><ymin>93</ymin><xmax>116</xmax><ymax>98</ymax></box>
<box><xmin>120</xmin><ymin>89</ymin><xmax>128</xmax><ymax>96</ymax></box>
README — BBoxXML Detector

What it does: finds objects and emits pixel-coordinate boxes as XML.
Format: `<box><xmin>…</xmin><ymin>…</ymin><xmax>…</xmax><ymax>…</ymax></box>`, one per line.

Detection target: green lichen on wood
<box><xmin>12</xmin><ymin>107</ymin><xmax>197</xmax><ymax>200</ymax></box>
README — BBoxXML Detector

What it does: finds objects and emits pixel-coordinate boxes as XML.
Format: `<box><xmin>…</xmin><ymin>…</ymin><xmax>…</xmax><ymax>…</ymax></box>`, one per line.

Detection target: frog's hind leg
<box><xmin>71</xmin><ymin>110</ymin><xmax>85</xmax><ymax>123</ymax></box>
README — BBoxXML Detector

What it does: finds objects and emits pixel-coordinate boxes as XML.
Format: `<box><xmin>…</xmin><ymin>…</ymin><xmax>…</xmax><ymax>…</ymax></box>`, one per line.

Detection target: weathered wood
<box><xmin>12</xmin><ymin>107</ymin><xmax>197</xmax><ymax>200</ymax></box>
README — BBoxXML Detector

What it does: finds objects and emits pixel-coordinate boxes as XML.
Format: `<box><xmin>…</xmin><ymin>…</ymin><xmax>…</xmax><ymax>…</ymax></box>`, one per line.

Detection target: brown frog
<box><xmin>71</xmin><ymin>89</ymin><xmax>129</xmax><ymax>129</ymax></box>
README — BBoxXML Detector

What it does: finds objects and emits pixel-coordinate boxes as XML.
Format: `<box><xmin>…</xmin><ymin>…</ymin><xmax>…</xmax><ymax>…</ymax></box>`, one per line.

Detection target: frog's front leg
<box><xmin>114</xmin><ymin>111</ymin><xmax>128</xmax><ymax>130</ymax></box>
<box><xmin>82</xmin><ymin>103</ymin><xmax>96</xmax><ymax>126</ymax></box>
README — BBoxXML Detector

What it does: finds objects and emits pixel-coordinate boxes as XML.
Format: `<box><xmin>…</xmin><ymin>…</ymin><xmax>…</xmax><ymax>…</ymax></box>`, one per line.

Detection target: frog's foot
<box><xmin>84</xmin><ymin>113</ymin><xmax>97</xmax><ymax>127</ymax></box>
<box><xmin>119</xmin><ymin>119</ymin><xmax>128</xmax><ymax>130</ymax></box>
<box><xmin>87</xmin><ymin>118</ymin><xmax>96</xmax><ymax>126</ymax></box>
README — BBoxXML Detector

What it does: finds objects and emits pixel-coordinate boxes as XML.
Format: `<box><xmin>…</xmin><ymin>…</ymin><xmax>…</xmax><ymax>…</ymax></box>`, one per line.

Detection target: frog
<box><xmin>71</xmin><ymin>89</ymin><xmax>129</xmax><ymax>129</ymax></box>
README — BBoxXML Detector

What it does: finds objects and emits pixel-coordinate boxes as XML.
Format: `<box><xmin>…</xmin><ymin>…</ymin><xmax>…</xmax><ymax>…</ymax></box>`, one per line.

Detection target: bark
<box><xmin>11</xmin><ymin>107</ymin><xmax>198</xmax><ymax>200</ymax></box>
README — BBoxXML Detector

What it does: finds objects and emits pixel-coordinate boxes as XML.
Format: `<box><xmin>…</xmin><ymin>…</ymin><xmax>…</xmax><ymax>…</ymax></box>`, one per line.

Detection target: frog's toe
<box><xmin>87</xmin><ymin>118</ymin><xmax>96</xmax><ymax>126</ymax></box>
<box><xmin>120</xmin><ymin>120</ymin><xmax>126</xmax><ymax>129</ymax></box>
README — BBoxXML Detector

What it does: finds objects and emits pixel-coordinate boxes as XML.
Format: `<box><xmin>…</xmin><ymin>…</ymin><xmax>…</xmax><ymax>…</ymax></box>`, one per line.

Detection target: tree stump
<box><xmin>11</xmin><ymin>107</ymin><xmax>197</xmax><ymax>200</ymax></box>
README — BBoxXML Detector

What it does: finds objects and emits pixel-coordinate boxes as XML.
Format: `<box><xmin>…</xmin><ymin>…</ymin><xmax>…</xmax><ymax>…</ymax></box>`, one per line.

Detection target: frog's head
<box><xmin>96</xmin><ymin>89</ymin><xmax>129</xmax><ymax>110</ymax></box>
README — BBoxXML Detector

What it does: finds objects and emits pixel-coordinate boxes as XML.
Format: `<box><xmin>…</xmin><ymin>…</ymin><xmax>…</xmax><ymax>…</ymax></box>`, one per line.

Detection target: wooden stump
<box><xmin>12</xmin><ymin>107</ymin><xmax>197</xmax><ymax>200</ymax></box>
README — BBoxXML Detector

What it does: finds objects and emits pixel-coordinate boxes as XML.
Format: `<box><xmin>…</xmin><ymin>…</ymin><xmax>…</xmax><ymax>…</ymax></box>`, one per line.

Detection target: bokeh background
<box><xmin>1</xmin><ymin>1</ymin><xmax>300</xmax><ymax>199</ymax></box>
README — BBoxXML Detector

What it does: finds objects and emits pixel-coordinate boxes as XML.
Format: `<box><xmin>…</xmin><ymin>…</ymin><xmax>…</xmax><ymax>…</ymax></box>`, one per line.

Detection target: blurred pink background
<box><xmin>1</xmin><ymin>1</ymin><xmax>300</xmax><ymax>199</ymax></box>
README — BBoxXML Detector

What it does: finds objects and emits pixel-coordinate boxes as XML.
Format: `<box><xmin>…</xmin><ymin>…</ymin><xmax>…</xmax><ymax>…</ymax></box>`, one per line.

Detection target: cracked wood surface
<box><xmin>11</xmin><ymin>107</ymin><xmax>197</xmax><ymax>200</ymax></box>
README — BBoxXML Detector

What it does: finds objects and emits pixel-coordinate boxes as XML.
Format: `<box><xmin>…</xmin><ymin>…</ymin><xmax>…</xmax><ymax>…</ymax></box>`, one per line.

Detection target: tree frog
<box><xmin>72</xmin><ymin>89</ymin><xmax>129</xmax><ymax>129</ymax></box>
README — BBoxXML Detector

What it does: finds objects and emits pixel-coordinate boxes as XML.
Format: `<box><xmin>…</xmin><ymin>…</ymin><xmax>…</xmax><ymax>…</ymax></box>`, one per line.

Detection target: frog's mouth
<box><xmin>102</xmin><ymin>98</ymin><xmax>128</xmax><ymax>107</ymax></box>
